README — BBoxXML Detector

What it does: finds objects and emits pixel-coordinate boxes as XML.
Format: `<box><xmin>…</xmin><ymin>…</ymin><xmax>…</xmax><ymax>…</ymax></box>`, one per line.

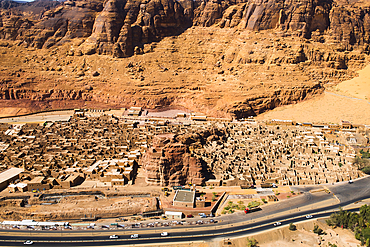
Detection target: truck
<box><xmin>244</xmin><ymin>206</ymin><xmax>261</xmax><ymax>214</ymax></box>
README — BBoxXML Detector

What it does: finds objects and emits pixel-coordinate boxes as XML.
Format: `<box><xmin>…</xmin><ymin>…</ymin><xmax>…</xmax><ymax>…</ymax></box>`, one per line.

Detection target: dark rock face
<box><xmin>80</xmin><ymin>0</ymin><xmax>193</xmax><ymax>57</ymax></box>
<box><xmin>0</xmin><ymin>0</ymin><xmax>370</xmax><ymax>56</ymax></box>
<box><xmin>0</xmin><ymin>0</ymin><xmax>99</xmax><ymax>48</ymax></box>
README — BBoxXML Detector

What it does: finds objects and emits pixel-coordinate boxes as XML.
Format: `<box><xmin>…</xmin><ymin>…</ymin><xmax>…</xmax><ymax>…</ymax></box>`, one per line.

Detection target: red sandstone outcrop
<box><xmin>141</xmin><ymin>134</ymin><xmax>205</xmax><ymax>186</ymax></box>
<box><xmin>1</xmin><ymin>0</ymin><xmax>370</xmax><ymax>56</ymax></box>
<box><xmin>0</xmin><ymin>0</ymin><xmax>369</xmax><ymax>119</ymax></box>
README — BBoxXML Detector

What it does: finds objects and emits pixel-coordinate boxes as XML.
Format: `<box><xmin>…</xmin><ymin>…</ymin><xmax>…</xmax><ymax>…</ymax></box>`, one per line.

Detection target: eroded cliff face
<box><xmin>141</xmin><ymin>134</ymin><xmax>206</xmax><ymax>186</ymax></box>
<box><xmin>1</xmin><ymin>0</ymin><xmax>370</xmax><ymax>56</ymax></box>
<box><xmin>0</xmin><ymin>0</ymin><xmax>369</xmax><ymax>118</ymax></box>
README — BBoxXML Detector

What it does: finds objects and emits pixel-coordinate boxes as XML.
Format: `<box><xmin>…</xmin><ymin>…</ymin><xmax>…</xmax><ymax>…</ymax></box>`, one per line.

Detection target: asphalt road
<box><xmin>0</xmin><ymin>208</ymin><xmax>360</xmax><ymax>246</ymax></box>
<box><xmin>327</xmin><ymin>176</ymin><xmax>370</xmax><ymax>202</ymax></box>
<box><xmin>1</xmin><ymin>176</ymin><xmax>369</xmax><ymax>246</ymax></box>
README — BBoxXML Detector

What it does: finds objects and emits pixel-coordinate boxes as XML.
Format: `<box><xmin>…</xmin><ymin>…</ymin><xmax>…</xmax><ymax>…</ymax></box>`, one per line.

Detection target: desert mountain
<box><xmin>0</xmin><ymin>0</ymin><xmax>369</xmax><ymax>118</ymax></box>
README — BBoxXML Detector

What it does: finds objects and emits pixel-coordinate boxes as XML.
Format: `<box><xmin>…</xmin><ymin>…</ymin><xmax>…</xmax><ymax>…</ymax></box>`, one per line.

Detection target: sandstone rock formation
<box><xmin>0</xmin><ymin>0</ymin><xmax>369</xmax><ymax>119</ymax></box>
<box><xmin>142</xmin><ymin>134</ymin><xmax>206</xmax><ymax>186</ymax></box>
<box><xmin>1</xmin><ymin>0</ymin><xmax>370</xmax><ymax>56</ymax></box>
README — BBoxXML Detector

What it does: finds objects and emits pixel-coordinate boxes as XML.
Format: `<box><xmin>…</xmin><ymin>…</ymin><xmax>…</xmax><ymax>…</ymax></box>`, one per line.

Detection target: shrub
<box><xmin>246</xmin><ymin>237</ymin><xmax>258</xmax><ymax>247</ymax></box>
<box><xmin>362</xmin><ymin>166</ymin><xmax>370</xmax><ymax>174</ymax></box>
<box><xmin>313</xmin><ymin>225</ymin><xmax>325</xmax><ymax>235</ymax></box>
<box><xmin>248</xmin><ymin>201</ymin><xmax>261</xmax><ymax>208</ymax></box>
<box><xmin>289</xmin><ymin>223</ymin><xmax>297</xmax><ymax>231</ymax></box>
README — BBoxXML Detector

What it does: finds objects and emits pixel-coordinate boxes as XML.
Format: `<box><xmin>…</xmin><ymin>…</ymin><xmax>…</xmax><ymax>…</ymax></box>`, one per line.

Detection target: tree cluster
<box><xmin>355</xmin><ymin>150</ymin><xmax>370</xmax><ymax>174</ymax></box>
<box><xmin>326</xmin><ymin>205</ymin><xmax>370</xmax><ymax>246</ymax></box>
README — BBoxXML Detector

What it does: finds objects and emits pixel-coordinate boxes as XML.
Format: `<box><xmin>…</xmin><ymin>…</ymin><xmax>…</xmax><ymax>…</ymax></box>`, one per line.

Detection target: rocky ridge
<box><xmin>0</xmin><ymin>0</ymin><xmax>369</xmax><ymax>118</ymax></box>
<box><xmin>1</xmin><ymin>0</ymin><xmax>369</xmax><ymax>56</ymax></box>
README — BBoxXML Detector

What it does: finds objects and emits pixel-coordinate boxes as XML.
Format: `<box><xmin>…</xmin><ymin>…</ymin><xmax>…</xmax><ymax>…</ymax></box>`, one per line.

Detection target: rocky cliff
<box><xmin>141</xmin><ymin>134</ymin><xmax>206</xmax><ymax>186</ymax></box>
<box><xmin>1</xmin><ymin>0</ymin><xmax>369</xmax><ymax>56</ymax></box>
<box><xmin>0</xmin><ymin>0</ymin><xmax>369</xmax><ymax>118</ymax></box>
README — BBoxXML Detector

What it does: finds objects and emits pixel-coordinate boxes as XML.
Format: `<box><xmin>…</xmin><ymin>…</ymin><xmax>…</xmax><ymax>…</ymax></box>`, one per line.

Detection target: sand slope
<box><xmin>257</xmin><ymin>64</ymin><xmax>370</xmax><ymax>125</ymax></box>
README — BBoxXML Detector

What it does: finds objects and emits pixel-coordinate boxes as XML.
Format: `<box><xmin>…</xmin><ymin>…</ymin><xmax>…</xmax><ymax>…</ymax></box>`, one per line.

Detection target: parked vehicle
<box><xmin>244</xmin><ymin>206</ymin><xmax>261</xmax><ymax>214</ymax></box>
<box><xmin>186</xmin><ymin>214</ymin><xmax>193</xmax><ymax>218</ymax></box>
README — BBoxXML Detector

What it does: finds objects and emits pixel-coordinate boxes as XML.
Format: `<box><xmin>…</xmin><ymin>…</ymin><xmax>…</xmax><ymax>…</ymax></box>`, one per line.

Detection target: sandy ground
<box><xmin>120</xmin><ymin>218</ymin><xmax>360</xmax><ymax>247</ymax></box>
<box><xmin>225</xmin><ymin>219</ymin><xmax>360</xmax><ymax>247</ymax></box>
<box><xmin>0</xmin><ymin>110</ymin><xmax>74</xmax><ymax>123</ymax></box>
<box><xmin>336</xmin><ymin>63</ymin><xmax>370</xmax><ymax>101</ymax></box>
<box><xmin>257</xmin><ymin>64</ymin><xmax>370</xmax><ymax>125</ymax></box>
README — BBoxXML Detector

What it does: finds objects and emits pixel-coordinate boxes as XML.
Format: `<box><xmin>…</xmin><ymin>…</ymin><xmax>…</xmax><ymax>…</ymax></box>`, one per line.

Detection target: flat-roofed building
<box><xmin>111</xmin><ymin>178</ymin><xmax>127</xmax><ymax>186</ymax></box>
<box><xmin>8</xmin><ymin>183</ymin><xmax>28</xmax><ymax>193</ymax></box>
<box><xmin>173</xmin><ymin>190</ymin><xmax>195</xmax><ymax>208</ymax></box>
<box><xmin>27</xmin><ymin>176</ymin><xmax>50</xmax><ymax>192</ymax></box>
<box><xmin>206</xmin><ymin>179</ymin><xmax>221</xmax><ymax>187</ymax></box>
<box><xmin>165</xmin><ymin>211</ymin><xmax>183</xmax><ymax>220</ymax></box>
<box><xmin>0</xmin><ymin>168</ymin><xmax>23</xmax><ymax>191</ymax></box>
<box><xmin>60</xmin><ymin>174</ymin><xmax>84</xmax><ymax>189</ymax></box>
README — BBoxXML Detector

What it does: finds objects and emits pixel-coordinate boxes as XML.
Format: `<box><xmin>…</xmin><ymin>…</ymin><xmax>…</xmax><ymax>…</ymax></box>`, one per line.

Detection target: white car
<box><xmin>131</xmin><ymin>234</ymin><xmax>139</xmax><ymax>238</ymax></box>
<box><xmin>306</xmin><ymin>215</ymin><xmax>313</xmax><ymax>219</ymax></box>
<box><xmin>161</xmin><ymin>232</ymin><xmax>168</xmax><ymax>237</ymax></box>
<box><xmin>24</xmin><ymin>240</ymin><xmax>33</xmax><ymax>245</ymax></box>
<box><xmin>109</xmin><ymin>235</ymin><xmax>119</xmax><ymax>239</ymax></box>
<box><xmin>273</xmin><ymin>222</ymin><xmax>282</xmax><ymax>226</ymax></box>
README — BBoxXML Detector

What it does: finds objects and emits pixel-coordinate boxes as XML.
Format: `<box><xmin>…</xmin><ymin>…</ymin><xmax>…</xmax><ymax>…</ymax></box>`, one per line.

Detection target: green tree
<box><xmin>362</xmin><ymin>166</ymin><xmax>370</xmax><ymax>174</ymax></box>
<box><xmin>246</xmin><ymin>237</ymin><xmax>258</xmax><ymax>247</ymax></box>
<box><xmin>289</xmin><ymin>223</ymin><xmax>297</xmax><ymax>231</ymax></box>
<box><xmin>326</xmin><ymin>219</ymin><xmax>332</xmax><ymax>226</ymax></box>
<box><xmin>313</xmin><ymin>225</ymin><xmax>324</xmax><ymax>235</ymax></box>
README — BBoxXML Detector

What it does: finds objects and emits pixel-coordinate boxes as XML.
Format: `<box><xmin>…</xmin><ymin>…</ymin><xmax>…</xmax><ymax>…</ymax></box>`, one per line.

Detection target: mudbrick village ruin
<box><xmin>0</xmin><ymin>109</ymin><xmax>366</xmax><ymax>221</ymax></box>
